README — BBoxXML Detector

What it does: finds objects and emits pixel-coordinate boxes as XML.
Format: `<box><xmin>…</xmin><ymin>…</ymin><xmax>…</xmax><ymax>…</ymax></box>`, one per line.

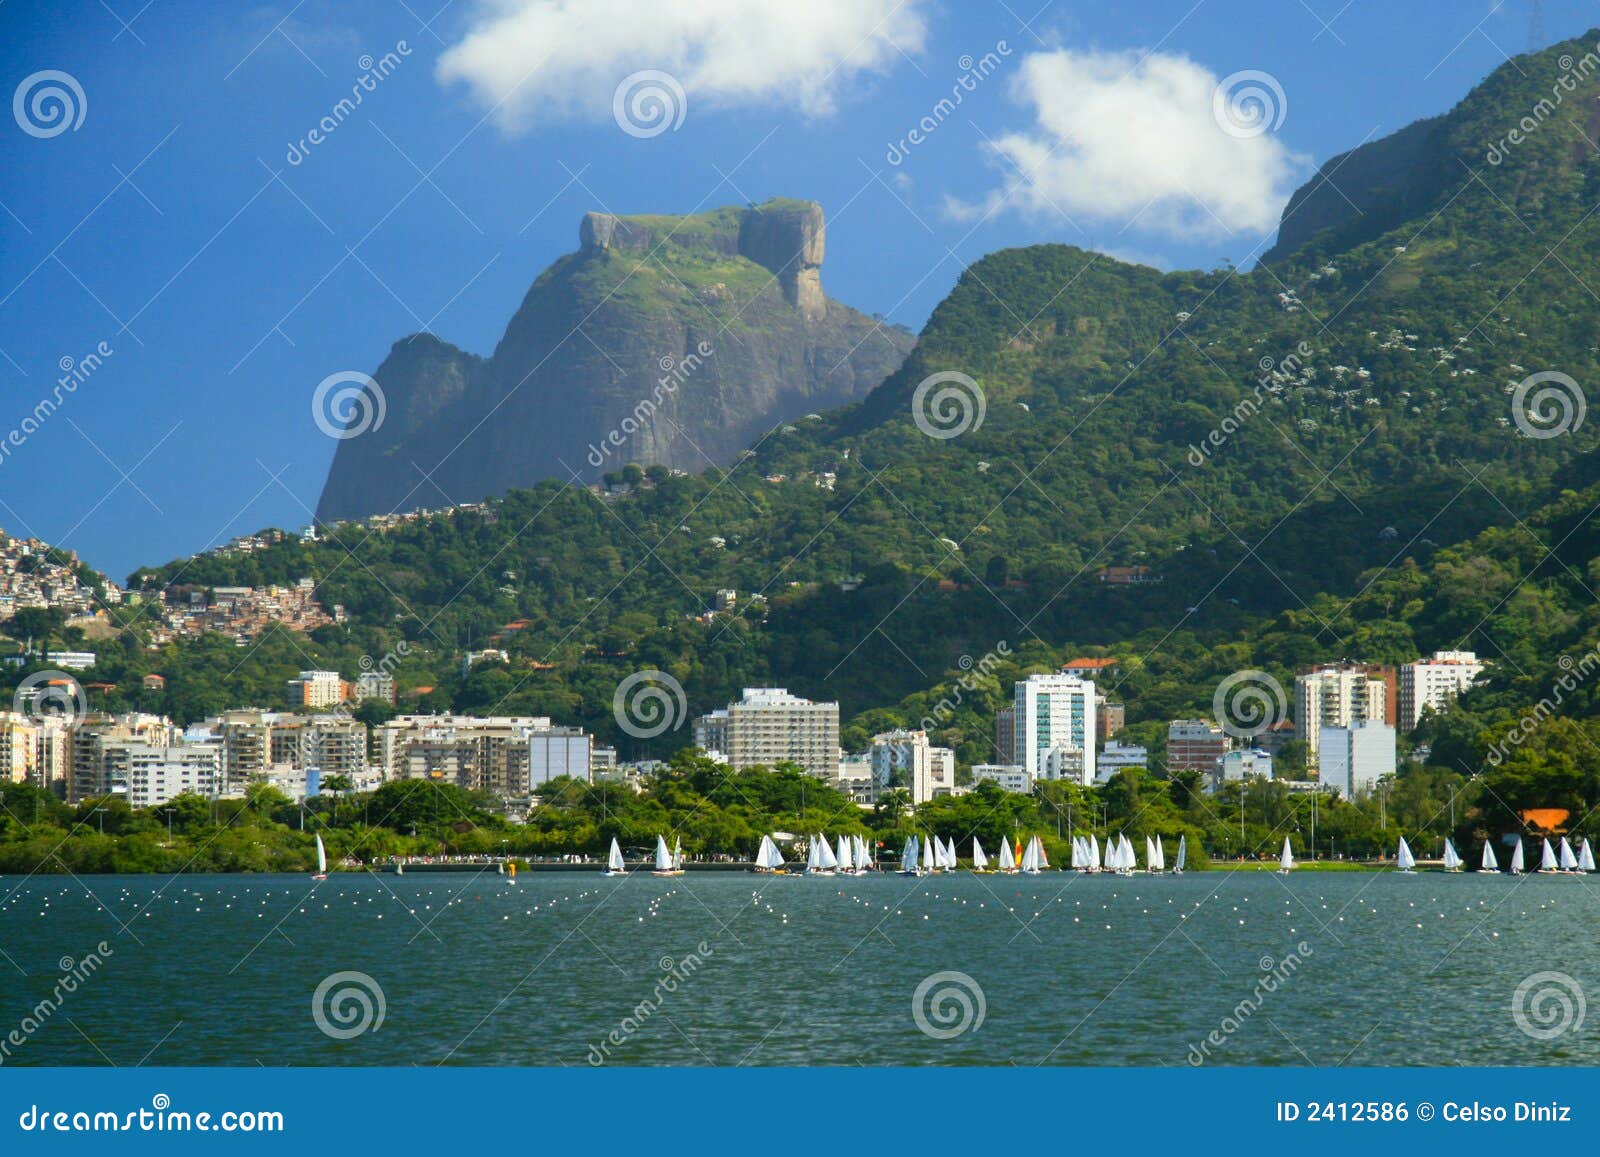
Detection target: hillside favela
<box><xmin>6</xmin><ymin>1</ymin><xmax>1600</xmax><ymax>1093</ymax></box>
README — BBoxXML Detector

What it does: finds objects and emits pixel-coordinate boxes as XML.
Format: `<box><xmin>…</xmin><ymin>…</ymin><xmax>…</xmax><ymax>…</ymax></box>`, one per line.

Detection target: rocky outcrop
<box><xmin>315</xmin><ymin>199</ymin><xmax>913</xmax><ymax>523</ymax></box>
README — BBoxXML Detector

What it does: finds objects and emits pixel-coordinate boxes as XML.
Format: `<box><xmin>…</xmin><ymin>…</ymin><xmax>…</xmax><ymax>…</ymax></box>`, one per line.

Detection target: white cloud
<box><xmin>953</xmin><ymin>48</ymin><xmax>1307</xmax><ymax>241</ymax></box>
<box><xmin>436</xmin><ymin>0</ymin><xmax>929</xmax><ymax>130</ymax></box>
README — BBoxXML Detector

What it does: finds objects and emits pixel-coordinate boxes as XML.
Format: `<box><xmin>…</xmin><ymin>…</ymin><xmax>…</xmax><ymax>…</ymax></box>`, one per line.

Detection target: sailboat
<box><xmin>1069</xmin><ymin>837</ymin><xmax>1083</xmax><ymax>871</ymax></box>
<box><xmin>1579</xmin><ymin>838</ymin><xmax>1596</xmax><ymax>874</ymax></box>
<box><xmin>651</xmin><ymin>834</ymin><xmax>684</xmax><ymax>877</ymax></box>
<box><xmin>311</xmin><ymin>833</ymin><xmax>328</xmax><ymax>881</ymax></box>
<box><xmin>1538</xmin><ymin>838</ymin><xmax>1559</xmax><ymax>874</ymax></box>
<box><xmin>1277</xmin><ymin>837</ymin><xmax>1295</xmax><ymax>875</ymax></box>
<box><xmin>921</xmin><ymin>833</ymin><xmax>937</xmax><ymax>874</ymax></box>
<box><xmin>944</xmin><ymin>837</ymin><xmax>962</xmax><ymax>871</ymax></box>
<box><xmin>997</xmin><ymin>836</ymin><xmax>1017</xmax><ymax>874</ymax></box>
<box><xmin>808</xmin><ymin>832</ymin><xmax>838</xmax><ymax>876</ymax></box>
<box><xmin>972</xmin><ymin>838</ymin><xmax>990</xmax><ymax>873</ymax></box>
<box><xmin>1395</xmin><ymin>837</ymin><xmax>1416</xmax><ymax>874</ymax></box>
<box><xmin>1019</xmin><ymin>836</ymin><xmax>1041</xmax><ymax>875</ymax></box>
<box><xmin>1086</xmin><ymin>834</ymin><xmax>1101</xmax><ymax>873</ymax></box>
<box><xmin>1173</xmin><ymin>835</ymin><xmax>1187</xmax><ymax>875</ymax></box>
<box><xmin>752</xmin><ymin>834</ymin><xmax>785</xmax><ymax>874</ymax></box>
<box><xmin>1441</xmin><ymin>839</ymin><xmax>1462</xmax><ymax>872</ymax></box>
<box><xmin>1480</xmin><ymin>841</ymin><xmax>1499</xmax><ymax>873</ymax></box>
<box><xmin>899</xmin><ymin>835</ymin><xmax>922</xmax><ymax>876</ymax></box>
<box><xmin>604</xmin><ymin>837</ymin><xmax>628</xmax><ymax>877</ymax></box>
<box><xmin>1114</xmin><ymin>834</ymin><xmax>1136</xmax><ymax>875</ymax></box>
<box><xmin>1509</xmin><ymin>838</ymin><xmax>1525</xmax><ymax>875</ymax></box>
<box><xmin>853</xmin><ymin>833</ymin><xmax>871</xmax><ymax>873</ymax></box>
<box><xmin>1148</xmin><ymin>836</ymin><xmax>1166</xmax><ymax>874</ymax></box>
<box><xmin>836</xmin><ymin>835</ymin><xmax>854</xmax><ymax>874</ymax></box>
<box><xmin>1034</xmin><ymin>835</ymin><xmax>1050</xmax><ymax>871</ymax></box>
<box><xmin>1558</xmin><ymin>838</ymin><xmax>1579</xmax><ymax>874</ymax></box>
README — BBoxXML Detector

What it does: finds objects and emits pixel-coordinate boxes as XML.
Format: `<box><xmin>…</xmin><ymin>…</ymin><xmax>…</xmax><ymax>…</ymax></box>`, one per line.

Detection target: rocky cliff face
<box><xmin>316</xmin><ymin>199</ymin><xmax>913</xmax><ymax>522</ymax></box>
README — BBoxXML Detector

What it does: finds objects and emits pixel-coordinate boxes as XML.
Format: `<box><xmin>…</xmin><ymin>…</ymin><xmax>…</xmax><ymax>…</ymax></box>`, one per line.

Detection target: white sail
<box><xmin>1175</xmin><ymin>835</ymin><xmax>1187</xmax><ymax>873</ymax></box>
<box><xmin>836</xmin><ymin>835</ymin><xmax>853</xmax><ymax>873</ymax></box>
<box><xmin>817</xmin><ymin>833</ymin><xmax>839</xmax><ymax>871</ymax></box>
<box><xmin>1069</xmin><ymin>837</ymin><xmax>1083</xmax><ymax>869</ymax></box>
<box><xmin>1020</xmin><ymin>837</ymin><xmax>1038</xmax><ymax>873</ymax></box>
<box><xmin>972</xmin><ymin>838</ymin><xmax>988</xmax><ymax>870</ymax></box>
<box><xmin>1396</xmin><ymin>837</ymin><xmax>1415</xmax><ymax>872</ymax></box>
<box><xmin>921</xmin><ymin>834</ymin><xmax>936</xmax><ymax>872</ymax></box>
<box><xmin>1442</xmin><ymin>839</ymin><xmax>1461</xmax><ymax>871</ymax></box>
<box><xmin>1539</xmin><ymin>838</ymin><xmax>1558</xmax><ymax>872</ymax></box>
<box><xmin>1036</xmin><ymin>835</ymin><xmax>1050</xmax><ymax>870</ymax></box>
<box><xmin>937</xmin><ymin>836</ymin><xmax>953</xmax><ymax>870</ymax></box>
<box><xmin>1580</xmin><ymin>838</ymin><xmax>1596</xmax><ymax>873</ymax></box>
<box><xmin>1559</xmin><ymin>838</ymin><xmax>1578</xmax><ymax>871</ymax></box>
<box><xmin>1120</xmin><ymin>834</ymin><xmax>1137</xmax><ymax>873</ymax></box>
<box><xmin>673</xmin><ymin>837</ymin><xmax>685</xmax><ymax>870</ymax></box>
<box><xmin>315</xmin><ymin>833</ymin><xmax>327</xmax><ymax>874</ymax></box>
<box><xmin>1279</xmin><ymin>837</ymin><xmax>1294</xmax><ymax>872</ymax></box>
<box><xmin>1088</xmin><ymin>834</ymin><xmax>1101</xmax><ymax>872</ymax></box>
<box><xmin>998</xmin><ymin>837</ymin><xmax>1016</xmax><ymax>871</ymax></box>
<box><xmin>1481</xmin><ymin>840</ymin><xmax>1499</xmax><ymax>872</ymax></box>
<box><xmin>1510</xmin><ymin>839</ymin><xmax>1525</xmax><ymax>874</ymax></box>
<box><xmin>608</xmin><ymin>837</ymin><xmax>627</xmax><ymax>873</ymax></box>
<box><xmin>854</xmin><ymin>834</ymin><xmax>870</xmax><ymax>870</ymax></box>
<box><xmin>654</xmin><ymin>835</ymin><xmax>674</xmax><ymax>872</ymax></box>
<box><xmin>901</xmin><ymin>836</ymin><xmax>919</xmax><ymax>873</ymax></box>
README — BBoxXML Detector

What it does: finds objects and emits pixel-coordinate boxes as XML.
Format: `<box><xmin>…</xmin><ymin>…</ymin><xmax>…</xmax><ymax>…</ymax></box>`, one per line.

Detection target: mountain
<box><xmin>117</xmin><ymin>33</ymin><xmax>1600</xmax><ymax>770</ymax></box>
<box><xmin>314</xmin><ymin>198</ymin><xmax>914</xmax><ymax>522</ymax></box>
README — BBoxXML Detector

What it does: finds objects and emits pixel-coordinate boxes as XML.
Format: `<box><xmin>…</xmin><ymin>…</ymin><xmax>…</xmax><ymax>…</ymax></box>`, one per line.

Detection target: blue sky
<box><xmin>0</xmin><ymin>0</ymin><xmax>1591</xmax><ymax>580</ymax></box>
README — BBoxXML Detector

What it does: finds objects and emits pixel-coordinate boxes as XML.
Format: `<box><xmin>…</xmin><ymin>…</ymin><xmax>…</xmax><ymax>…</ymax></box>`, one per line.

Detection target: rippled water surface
<box><xmin>1</xmin><ymin>870</ymin><xmax>1594</xmax><ymax>1066</ymax></box>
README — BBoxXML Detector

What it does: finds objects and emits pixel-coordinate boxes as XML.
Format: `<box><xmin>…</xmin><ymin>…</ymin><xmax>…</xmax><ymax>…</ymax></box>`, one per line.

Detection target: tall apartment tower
<box><xmin>1295</xmin><ymin>665</ymin><xmax>1392</xmax><ymax>768</ymax></box>
<box><xmin>1013</xmin><ymin>673</ymin><xmax>1096</xmax><ymax>785</ymax></box>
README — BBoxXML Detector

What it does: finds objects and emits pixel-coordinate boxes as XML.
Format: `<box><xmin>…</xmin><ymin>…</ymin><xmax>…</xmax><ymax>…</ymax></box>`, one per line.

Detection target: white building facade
<box><xmin>1014</xmin><ymin>673</ymin><xmax>1096</xmax><ymax>785</ymax></box>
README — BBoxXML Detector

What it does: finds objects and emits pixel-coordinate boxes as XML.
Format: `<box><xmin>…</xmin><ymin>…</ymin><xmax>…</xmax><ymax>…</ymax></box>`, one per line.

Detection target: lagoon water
<box><xmin>1</xmin><ymin>870</ymin><xmax>1594</xmax><ymax>1066</ymax></box>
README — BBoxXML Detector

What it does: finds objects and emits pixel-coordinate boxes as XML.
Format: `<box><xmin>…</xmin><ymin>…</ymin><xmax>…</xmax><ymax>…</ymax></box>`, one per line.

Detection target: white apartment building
<box><xmin>1217</xmin><ymin>748</ymin><xmax>1274</xmax><ymax>784</ymax></box>
<box><xmin>694</xmin><ymin>688</ymin><xmax>840</xmax><ymax>779</ymax></box>
<box><xmin>971</xmin><ymin>764</ymin><xmax>1032</xmax><ymax>793</ymax></box>
<box><xmin>1096</xmin><ymin>740</ymin><xmax>1149</xmax><ymax>783</ymax></box>
<box><xmin>1296</xmin><ymin>665</ymin><xmax>1390</xmax><ymax>767</ymax></box>
<box><xmin>109</xmin><ymin>741</ymin><xmax>225</xmax><ymax>808</ymax></box>
<box><xmin>1318</xmin><ymin>722</ymin><xmax>1395</xmax><ymax>799</ymax></box>
<box><xmin>375</xmin><ymin>714</ymin><xmax>591</xmax><ymax>795</ymax></box>
<box><xmin>868</xmin><ymin>730</ymin><xmax>956</xmax><ymax>805</ymax></box>
<box><xmin>1399</xmin><ymin>651</ymin><xmax>1485</xmax><ymax>730</ymax></box>
<box><xmin>833</xmin><ymin>753</ymin><xmax>877</xmax><ymax>804</ymax></box>
<box><xmin>1013</xmin><ymin>673</ymin><xmax>1096</xmax><ymax>785</ymax></box>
